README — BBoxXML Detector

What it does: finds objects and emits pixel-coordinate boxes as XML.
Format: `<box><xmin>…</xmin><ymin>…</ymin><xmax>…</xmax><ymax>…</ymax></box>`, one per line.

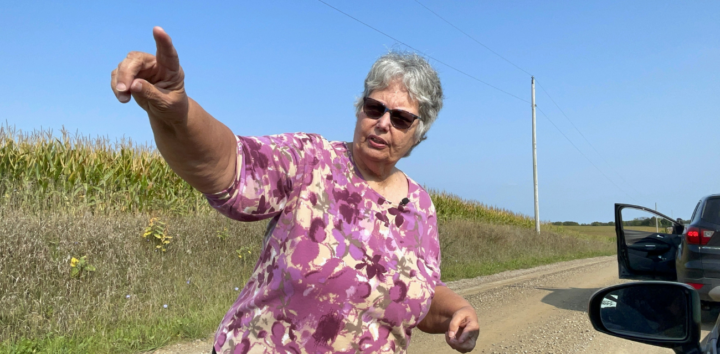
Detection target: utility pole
<box><xmin>655</xmin><ymin>202</ymin><xmax>659</xmax><ymax>232</ymax></box>
<box><xmin>532</xmin><ymin>77</ymin><xmax>540</xmax><ymax>234</ymax></box>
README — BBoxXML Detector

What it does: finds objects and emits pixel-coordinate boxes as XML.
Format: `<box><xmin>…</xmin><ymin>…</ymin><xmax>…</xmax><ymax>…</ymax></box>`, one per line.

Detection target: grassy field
<box><xmin>0</xmin><ymin>210</ymin><xmax>263</xmax><ymax>354</ymax></box>
<box><xmin>0</xmin><ymin>210</ymin><xmax>614</xmax><ymax>354</ymax></box>
<box><xmin>561</xmin><ymin>225</ymin><xmax>617</xmax><ymax>238</ymax></box>
<box><xmin>0</xmin><ymin>126</ymin><xmax>616</xmax><ymax>353</ymax></box>
<box><xmin>439</xmin><ymin>221</ymin><xmax>613</xmax><ymax>281</ymax></box>
<box><xmin>561</xmin><ymin>225</ymin><xmax>671</xmax><ymax>239</ymax></box>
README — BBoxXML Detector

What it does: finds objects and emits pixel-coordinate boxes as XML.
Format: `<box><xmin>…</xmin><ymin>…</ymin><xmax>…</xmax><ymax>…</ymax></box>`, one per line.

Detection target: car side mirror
<box><xmin>588</xmin><ymin>282</ymin><xmax>702</xmax><ymax>353</ymax></box>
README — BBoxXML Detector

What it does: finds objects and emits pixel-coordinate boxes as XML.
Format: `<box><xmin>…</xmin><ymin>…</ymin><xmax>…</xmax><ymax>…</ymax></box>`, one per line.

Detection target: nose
<box><xmin>374</xmin><ymin>112</ymin><xmax>392</xmax><ymax>132</ymax></box>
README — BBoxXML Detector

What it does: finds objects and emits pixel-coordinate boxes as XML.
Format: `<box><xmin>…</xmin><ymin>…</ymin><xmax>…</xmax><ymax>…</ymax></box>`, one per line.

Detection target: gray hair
<box><xmin>355</xmin><ymin>51</ymin><xmax>443</xmax><ymax>152</ymax></box>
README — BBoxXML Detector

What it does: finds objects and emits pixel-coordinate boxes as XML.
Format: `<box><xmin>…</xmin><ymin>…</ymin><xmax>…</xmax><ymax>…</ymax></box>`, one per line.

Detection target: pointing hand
<box><xmin>111</xmin><ymin>26</ymin><xmax>189</xmax><ymax>126</ymax></box>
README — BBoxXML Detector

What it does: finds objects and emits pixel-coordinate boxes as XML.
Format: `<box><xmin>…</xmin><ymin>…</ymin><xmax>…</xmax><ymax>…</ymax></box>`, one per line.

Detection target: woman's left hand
<box><xmin>445</xmin><ymin>305</ymin><xmax>479</xmax><ymax>353</ymax></box>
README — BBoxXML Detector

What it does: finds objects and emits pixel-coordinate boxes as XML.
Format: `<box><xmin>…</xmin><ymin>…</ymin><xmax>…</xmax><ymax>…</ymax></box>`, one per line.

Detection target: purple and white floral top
<box><xmin>205</xmin><ymin>133</ymin><xmax>443</xmax><ymax>354</ymax></box>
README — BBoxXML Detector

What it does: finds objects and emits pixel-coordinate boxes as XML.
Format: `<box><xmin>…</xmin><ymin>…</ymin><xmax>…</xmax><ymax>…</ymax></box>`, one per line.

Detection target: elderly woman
<box><xmin>111</xmin><ymin>27</ymin><xmax>479</xmax><ymax>353</ymax></box>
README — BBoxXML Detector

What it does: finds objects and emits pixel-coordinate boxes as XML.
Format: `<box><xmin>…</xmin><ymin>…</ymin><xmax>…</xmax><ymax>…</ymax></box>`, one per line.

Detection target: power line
<box><xmin>412</xmin><ymin>0</ymin><xmax>534</xmax><ymax>77</ymax></box>
<box><xmin>316</xmin><ymin>0</ymin><xmax>529</xmax><ymax>103</ymax></box>
<box><xmin>536</xmin><ymin>83</ymin><xmax>643</xmax><ymax>197</ymax></box>
<box><xmin>319</xmin><ymin>0</ymin><xmax>639</xmax><ymax>202</ymax></box>
<box><xmin>536</xmin><ymin>107</ymin><xmax>636</xmax><ymax>202</ymax></box>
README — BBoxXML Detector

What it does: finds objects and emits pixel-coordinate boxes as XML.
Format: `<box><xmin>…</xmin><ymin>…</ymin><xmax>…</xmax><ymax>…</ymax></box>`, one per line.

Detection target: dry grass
<box><xmin>439</xmin><ymin>220</ymin><xmax>614</xmax><ymax>281</ymax></box>
<box><xmin>0</xmin><ymin>208</ymin><xmax>614</xmax><ymax>353</ymax></box>
<box><xmin>0</xmin><ymin>208</ymin><xmax>266</xmax><ymax>353</ymax></box>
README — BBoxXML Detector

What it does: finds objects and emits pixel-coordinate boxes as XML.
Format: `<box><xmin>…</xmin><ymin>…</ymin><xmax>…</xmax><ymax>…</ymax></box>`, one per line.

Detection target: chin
<box><xmin>359</xmin><ymin>143</ymin><xmax>390</xmax><ymax>161</ymax></box>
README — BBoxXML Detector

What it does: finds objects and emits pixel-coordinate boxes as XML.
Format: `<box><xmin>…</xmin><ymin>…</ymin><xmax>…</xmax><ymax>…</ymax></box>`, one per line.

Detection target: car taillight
<box><xmin>686</xmin><ymin>226</ymin><xmax>715</xmax><ymax>245</ymax></box>
<box><xmin>686</xmin><ymin>282</ymin><xmax>704</xmax><ymax>290</ymax></box>
<box><xmin>687</xmin><ymin>227</ymin><xmax>700</xmax><ymax>244</ymax></box>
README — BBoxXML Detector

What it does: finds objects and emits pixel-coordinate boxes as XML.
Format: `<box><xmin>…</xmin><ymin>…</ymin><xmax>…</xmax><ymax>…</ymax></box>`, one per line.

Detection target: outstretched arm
<box><xmin>417</xmin><ymin>285</ymin><xmax>479</xmax><ymax>353</ymax></box>
<box><xmin>111</xmin><ymin>27</ymin><xmax>236</xmax><ymax>194</ymax></box>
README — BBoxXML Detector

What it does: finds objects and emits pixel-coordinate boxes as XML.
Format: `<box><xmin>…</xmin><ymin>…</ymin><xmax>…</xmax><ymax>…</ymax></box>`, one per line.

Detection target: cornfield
<box><xmin>430</xmin><ymin>190</ymin><xmax>535</xmax><ymax>228</ymax></box>
<box><xmin>0</xmin><ymin>124</ymin><xmax>541</xmax><ymax>228</ymax></box>
<box><xmin>0</xmin><ymin>124</ymin><xmax>208</xmax><ymax>215</ymax></box>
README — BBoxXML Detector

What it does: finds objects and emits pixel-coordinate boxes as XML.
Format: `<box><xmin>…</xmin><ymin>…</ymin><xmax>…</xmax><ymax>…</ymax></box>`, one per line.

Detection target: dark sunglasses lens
<box><xmin>390</xmin><ymin>112</ymin><xmax>414</xmax><ymax>129</ymax></box>
<box><xmin>363</xmin><ymin>99</ymin><xmax>385</xmax><ymax>119</ymax></box>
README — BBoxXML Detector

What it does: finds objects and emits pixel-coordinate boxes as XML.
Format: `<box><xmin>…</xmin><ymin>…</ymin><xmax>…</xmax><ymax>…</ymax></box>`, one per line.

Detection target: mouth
<box><xmin>367</xmin><ymin>135</ymin><xmax>388</xmax><ymax>147</ymax></box>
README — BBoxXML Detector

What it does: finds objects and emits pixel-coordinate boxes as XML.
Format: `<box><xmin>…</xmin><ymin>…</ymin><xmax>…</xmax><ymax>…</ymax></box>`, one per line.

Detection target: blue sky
<box><xmin>1</xmin><ymin>1</ymin><xmax>718</xmax><ymax>223</ymax></box>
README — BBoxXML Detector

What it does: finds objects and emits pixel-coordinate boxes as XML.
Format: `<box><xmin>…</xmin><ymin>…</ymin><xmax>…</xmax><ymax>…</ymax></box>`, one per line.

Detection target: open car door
<box><xmin>615</xmin><ymin>203</ymin><xmax>684</xmax><ymax>281</ymax></box>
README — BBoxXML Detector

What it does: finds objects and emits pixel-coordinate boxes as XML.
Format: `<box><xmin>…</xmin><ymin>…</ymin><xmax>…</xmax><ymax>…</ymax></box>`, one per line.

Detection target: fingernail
<box><xmin>448</xmin><ymin>331</ymin><xmax>455</xmax><ymax>338</ymax></box>
<box><xmin>116</xmin><ymin>83</ymin><xmax>127</xmax><ymax>92</ymax></box>
<box><xmin>131</xmin><ymin>81</ymin><xmax>142</xmax><ymax>91</ymax></box>
<box><xmin>118</xmin><ymin>93</ymin><xmax>130</xmax><ymax>103</ymax></box>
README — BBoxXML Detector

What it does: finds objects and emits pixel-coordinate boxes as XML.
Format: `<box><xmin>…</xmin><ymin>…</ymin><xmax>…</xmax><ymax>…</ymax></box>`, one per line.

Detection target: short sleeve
<box><xmin>203</xmin><ymin>132</ymin><xmax>320</xmax><ymax>221</ymax></box>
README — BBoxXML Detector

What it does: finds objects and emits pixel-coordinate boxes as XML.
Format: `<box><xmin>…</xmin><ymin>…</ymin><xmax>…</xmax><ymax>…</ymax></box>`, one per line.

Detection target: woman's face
<box><xmin>352</xmin><ymin>80</ymin><xmax>420</xmax><ymax>171</ymax></box>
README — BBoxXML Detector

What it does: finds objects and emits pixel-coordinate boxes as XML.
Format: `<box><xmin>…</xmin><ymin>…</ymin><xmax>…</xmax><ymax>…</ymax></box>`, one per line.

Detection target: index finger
<box><xmin>152</xmin><ymin>26</ymin><xmax>180</xmax><ymax>71</ymax></box>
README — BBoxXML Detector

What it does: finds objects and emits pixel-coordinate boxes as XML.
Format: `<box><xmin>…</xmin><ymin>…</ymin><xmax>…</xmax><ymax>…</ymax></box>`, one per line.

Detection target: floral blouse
<box><xmin>205</xmin><ymin>133</ymin><xmax>443</xmax><ymax>354</ymax></box>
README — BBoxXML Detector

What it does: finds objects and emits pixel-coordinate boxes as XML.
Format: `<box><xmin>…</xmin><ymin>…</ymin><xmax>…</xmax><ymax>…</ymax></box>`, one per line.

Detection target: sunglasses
<box><xmin>362</xmin><ymin>97</ymin><xmax>420</xmax><ymax>130</ymax></box>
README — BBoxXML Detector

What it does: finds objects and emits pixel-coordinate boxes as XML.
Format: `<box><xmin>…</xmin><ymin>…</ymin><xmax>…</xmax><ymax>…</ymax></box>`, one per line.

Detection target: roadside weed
<box><xmin>236</xmin><ymin>246</ymin><xmax>254</xmax><ymax>267</ymax></box>
<box><xmin>69</xmin><ymin>255</ymin><xmax>96</xmax><ymax>279</ymax></box>
<box><xmin>217</xmin><ymin>227</ymin><xmax>229</xmax><ymax>241</ymax></box>
<box><xmin>143</xmin><ymin>217</ymin><xmax>172</xmax><ymax>252</ymax></box>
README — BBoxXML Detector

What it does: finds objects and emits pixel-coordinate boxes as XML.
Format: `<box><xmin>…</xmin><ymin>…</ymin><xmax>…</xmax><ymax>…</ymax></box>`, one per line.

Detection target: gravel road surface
<box><xmin>147</xmin><ymin>256</ymin><xmax>714</xmax><ymax>353</ymax></box>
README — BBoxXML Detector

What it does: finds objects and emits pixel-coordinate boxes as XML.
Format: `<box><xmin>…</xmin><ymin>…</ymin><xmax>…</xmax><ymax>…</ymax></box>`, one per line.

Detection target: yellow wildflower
<box><xmin>70</xmin><ymin>257</ymin><xmax>79</xmax><ymax>268</ymax></box>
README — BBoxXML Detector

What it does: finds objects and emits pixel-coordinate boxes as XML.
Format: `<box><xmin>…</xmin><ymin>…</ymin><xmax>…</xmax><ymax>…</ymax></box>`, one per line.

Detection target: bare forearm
<box><xmin>150</xmin><ymin>97</ymin><xmax>237</xmax><ymax>194</ymax></box>
<box><xmin>111</xmin><ymin>28</ymin><xmax>237</xmax><ymax>195</ymax></box>
<box><xmin>418</xmin><ymin>286</ymin><xmax>472</xmax><ymax>333</ymax></box>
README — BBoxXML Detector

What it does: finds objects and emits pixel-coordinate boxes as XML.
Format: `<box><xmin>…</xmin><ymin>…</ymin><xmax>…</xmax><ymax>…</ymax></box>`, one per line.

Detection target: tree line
<box><xmin>552</xmin><ymin>217</ymin><xmax>691</xmax><ymax>227</ymax></box>
<box><xmin>551</xmin><ymin>221</ymin><xmax>614</xmax><ymax>226</ymax></box>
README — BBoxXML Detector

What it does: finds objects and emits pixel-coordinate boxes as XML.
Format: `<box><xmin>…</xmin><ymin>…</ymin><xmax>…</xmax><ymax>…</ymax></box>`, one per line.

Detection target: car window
<box><xmin>691</xmin><ymin>201</ymin><xmax>701</xmax><ymax>222</ymax></box>
<box><xmin>620</xmin><ymin>207</ymin><xmax>675</xmax><ymax>238</ymax></box>
<box><xmin>701</xmin><ymin>198</ymin><xmax>720</xmax><ymax>225</ymax></box>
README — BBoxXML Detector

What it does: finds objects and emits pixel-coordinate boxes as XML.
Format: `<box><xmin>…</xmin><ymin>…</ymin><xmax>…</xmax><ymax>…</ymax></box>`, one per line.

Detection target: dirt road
<box><xmin>411</xmin><ymin>256</ymin><xmax>674</xmax><ymax>353</ymax></box>
<box><xmin>150</xmin><ymin>256</ymin><xmax>711</xmax><ymax>354</ymax></box>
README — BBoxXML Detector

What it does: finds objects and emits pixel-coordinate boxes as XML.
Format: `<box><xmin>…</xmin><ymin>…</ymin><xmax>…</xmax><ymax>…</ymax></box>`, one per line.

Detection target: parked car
<box><xmin>615</xmin><ymin>195</ymin><xmax>720</xmax><ymax>303</ymax></box>
<box><xmin>588</xmin><ymin>281</ymin><xmax>717</xmax><ymax>353</ymax></box>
